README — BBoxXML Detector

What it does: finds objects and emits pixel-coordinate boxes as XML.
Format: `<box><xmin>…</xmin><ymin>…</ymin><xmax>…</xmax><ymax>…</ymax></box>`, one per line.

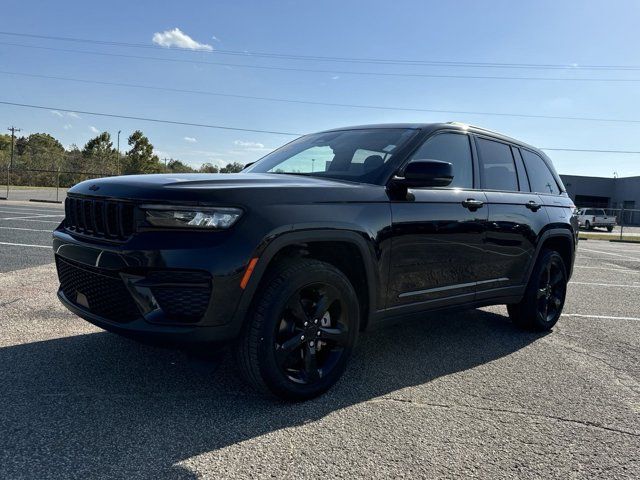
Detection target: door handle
<box><xmin>462</xmin><ymin>198</ymin><xmax>484</xmax><ymax>211</ymax></box>
<box><xmin>525</xmin><ymin>201</ymin><xmax>542</xmax><ymax>212</ymax></box>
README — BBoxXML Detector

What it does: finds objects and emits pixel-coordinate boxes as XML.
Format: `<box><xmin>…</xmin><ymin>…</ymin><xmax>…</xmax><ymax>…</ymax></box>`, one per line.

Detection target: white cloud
<box><xmin>184</xmin><ymin>136</ymin><xmax>197</xmax><ymax>143</ymax></box>
<box><xmin>89</xmin><ymin>126</ymin><xmax>100</xmax><ymax>134</ymax></box>
<box><xmin>211</xmin><ymin>35</ymin><xmax>221</xmax><ymax>42</ymax></box>
<box><xmin>152</xmin><ymin>28</ymin><xmax>213</xmax><ymax>51</ymax></box>
<box><xmin>63</xmin><ymin>124</ymin><xmax>72</xmax><ymax>130</ymax></box>
<box><xmin>51</xmin><ymin>110</ymin><xmax>81</xmax><ymax>119</ymax></box>
<box><xmin>331</xmin><ymin>75</ymin><xmax>340</xmax><ymax>80</ymax></box>
<box><xmin>234</xmin><ymin>140</ymin><xmax>265</xmax><ymax>148</ymax></box>
<box><xmin>233</xmin><ymin>140</ymin><xmax>271</xmax><ymax>153</ymax></box>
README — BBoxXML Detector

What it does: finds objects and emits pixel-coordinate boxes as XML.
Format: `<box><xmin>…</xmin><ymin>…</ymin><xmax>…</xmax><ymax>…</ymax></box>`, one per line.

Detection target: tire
<box><xmin>507</xmin><ymin>249</ymin><xmax>568</xmax><ymax>331</ymax></box>
<box><xmin>607</xmin><ymin>226</ymin><xmax>614</xmax><ymax>232</ymax></box>
<box><xmin>585</xmin><ymin>220</ymin><xmax>592</xmax><ymax>230</ymax></box>
<box><xmin>235</xmin><ymin>258</ymin><xmax>359</xmax><ymax>400</ymax></box>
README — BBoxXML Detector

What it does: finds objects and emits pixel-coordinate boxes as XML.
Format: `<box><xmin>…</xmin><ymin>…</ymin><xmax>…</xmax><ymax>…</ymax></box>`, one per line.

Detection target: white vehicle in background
<box><xmin>576</xmin><ymin>208</ymin><xmax>616</xmax><ymax>232</ymax></box>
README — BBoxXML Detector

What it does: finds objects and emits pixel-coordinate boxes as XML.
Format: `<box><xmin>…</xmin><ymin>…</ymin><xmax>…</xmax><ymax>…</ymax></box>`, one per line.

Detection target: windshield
<box><xmin>245</xmin><ymin>128</ymin><xmax>417</xmax><ymax>184</ymax></box>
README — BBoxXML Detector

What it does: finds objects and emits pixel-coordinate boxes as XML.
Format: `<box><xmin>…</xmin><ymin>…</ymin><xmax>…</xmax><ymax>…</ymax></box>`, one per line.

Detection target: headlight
<box><xmin>141</xmin><ymin>205</ymin><xmax>242</xmax><ymax>229</ymax></box>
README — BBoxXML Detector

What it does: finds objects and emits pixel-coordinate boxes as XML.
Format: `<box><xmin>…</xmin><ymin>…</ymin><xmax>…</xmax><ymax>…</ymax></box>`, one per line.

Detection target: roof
<box><xmin>318</xmin><ymin>122</ymin><xmax>541</xmax><ymax>153</ymax></box>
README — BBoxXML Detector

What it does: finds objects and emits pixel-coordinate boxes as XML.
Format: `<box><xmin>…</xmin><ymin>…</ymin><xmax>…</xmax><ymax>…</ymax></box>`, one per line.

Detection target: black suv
<box><xmin>54</xmin><ymin>122</ymin><xmax>578</xmax><ymax>400</ymax></box>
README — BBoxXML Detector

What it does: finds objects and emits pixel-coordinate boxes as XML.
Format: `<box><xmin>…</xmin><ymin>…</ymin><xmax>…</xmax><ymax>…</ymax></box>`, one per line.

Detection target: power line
<box><xmin>0</xmin><ymin>30</ymin><xmax>639</xmax><ymax>71</ymax></box>
<box><xmin>0</xmin><ymin>100</ymin><xmax>301</xmax><ymax>136</ymax></box>
<box><xmin>2</xmin><ymin>70</ymin><xmax>639</xmax><ymax>125</ymax></box>
<box><xmin>2</xmin><ymin>41</ymin><xmax>640</xmax><ymax>83</ymax></box>
<box><xmin>1</xmin><ymin>99</ymin><xmax>639</xmax><ymax>155</ymax></box>
<box><xmin>540</xmin><ymin>148</ymin><xmax>640</xmax><ymax>154</ymax></box>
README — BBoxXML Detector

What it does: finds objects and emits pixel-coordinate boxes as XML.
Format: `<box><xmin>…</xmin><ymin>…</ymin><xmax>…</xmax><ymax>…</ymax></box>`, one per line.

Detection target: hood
<box><xmin>68</xmin><ymin>173</ymin><xmax>388</xmax><ymax>205</ymax></box>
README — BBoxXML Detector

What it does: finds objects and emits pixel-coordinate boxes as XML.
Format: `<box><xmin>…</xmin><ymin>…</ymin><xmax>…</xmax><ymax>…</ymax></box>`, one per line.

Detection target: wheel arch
<box><xmin>526</xmin><ymin>228</ymin><xmax>576</xmax><ymax>284</ymax></box>
<box><xmin>233</xmin><ymin>230</ymin><xmax>379</xmax><ymax>331</ymax></box>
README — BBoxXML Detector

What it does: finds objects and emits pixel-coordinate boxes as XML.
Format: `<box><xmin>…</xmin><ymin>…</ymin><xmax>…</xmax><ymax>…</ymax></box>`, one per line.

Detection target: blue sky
<box><xmin>1</xmin><ymin>0</ymin><xmax>639</xmax><ymax>176</ymax></box>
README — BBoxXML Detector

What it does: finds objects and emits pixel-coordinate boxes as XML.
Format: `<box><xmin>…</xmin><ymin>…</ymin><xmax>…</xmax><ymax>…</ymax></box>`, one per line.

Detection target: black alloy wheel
<box><xmin>507</xmin><ymin>249</ymin><xmax>567</xmax><ymax>331</ymax></box>
<box><xmin>236</xmin><ymin>259</ymin><xmax>359</xmax><ymax>400</ymax></box>
<box><xmin>275</xmin><ymin>283</ymin><xmax>350</xmax><ymax>384</ymax></box>
<box><xmin>535</xmin><ymin>257</ymin><xmax>566</xmax><ymax>325</ymax></box>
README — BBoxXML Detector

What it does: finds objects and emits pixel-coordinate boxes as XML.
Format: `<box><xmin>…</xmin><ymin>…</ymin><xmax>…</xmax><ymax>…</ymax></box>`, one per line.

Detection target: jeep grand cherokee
<box><xmin>53</xmin><ymin>122</ymin><xmax>578</xmax><ymax>400</ymax></box>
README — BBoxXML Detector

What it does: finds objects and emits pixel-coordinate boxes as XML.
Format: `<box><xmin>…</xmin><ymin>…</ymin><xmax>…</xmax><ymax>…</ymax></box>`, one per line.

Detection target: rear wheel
<box><xmin>235</xmin><ymin>259</ymin><xmax>359</xmax><ymax>400</ymax></box>
<box><xmin>607</xmin><ymin>226</ymin><xmax>614</xmax><ymax>232</ymax></box>
<box><xmin>508</xmin><ymin>249</ymin><xmax>567</xmax><ymax>331</ymax></box>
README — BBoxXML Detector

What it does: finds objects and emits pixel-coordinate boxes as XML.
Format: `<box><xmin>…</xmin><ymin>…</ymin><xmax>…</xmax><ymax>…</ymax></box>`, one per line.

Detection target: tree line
<box><xmin>0</xmin><ymin>130</ymin><xmax>244</xmax><ymax>187</ymax></box>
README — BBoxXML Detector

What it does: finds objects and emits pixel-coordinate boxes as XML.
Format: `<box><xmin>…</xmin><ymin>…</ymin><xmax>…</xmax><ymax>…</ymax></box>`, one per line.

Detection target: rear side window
<box><xmin>476</xmin><ymin>138</ymin><xmax>518</xmax><ymax>191</ymax></box>
<box><xmin>409</xmin><ymin>133</ymin><xmax>473</xmax><ymax>188</ymax></box>
<box><xmin>520</xmin><ymin>149</ymin><xmax>560</xmax><ymax>195</ymax></box>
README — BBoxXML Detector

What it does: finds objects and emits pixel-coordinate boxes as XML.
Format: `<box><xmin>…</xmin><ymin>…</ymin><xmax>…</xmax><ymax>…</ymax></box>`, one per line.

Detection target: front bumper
<box><xmin>53</xmin><ymin>228</ymin><xmax>253</xmax><ymax>344</ymax></box>
<box><xmin>57</xmin><ymin>289</ymin><xmax>242</xmax><ymax>345</ymax></box>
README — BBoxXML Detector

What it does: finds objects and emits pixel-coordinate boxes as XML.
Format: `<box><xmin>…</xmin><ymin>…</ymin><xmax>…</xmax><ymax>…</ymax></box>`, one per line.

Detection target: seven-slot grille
<box><xmin>65</xmin><ymin>196</ymin><xmax>135</xmax><ymax>240</ymax></box>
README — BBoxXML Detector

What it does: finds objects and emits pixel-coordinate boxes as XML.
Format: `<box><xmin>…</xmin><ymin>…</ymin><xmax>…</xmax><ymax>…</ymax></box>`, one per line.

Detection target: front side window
<box><xmin>246</xmin><ymin>128</ymin><xmax>416</xmax><ymax>184</ymax></box>
<box><xmin>476</xmin><ymin>138</ymin><xmax>518</xmax><ymax>191</ymax></box>
<box><xmin>520</xmin><ymin>149</ymin><xmax>560</xmax><ymax>195</ymax></box>
<box><xmin>408</xmin><ymin>133</ymin><xmax>473</xmax><ymax>188</ymax></box>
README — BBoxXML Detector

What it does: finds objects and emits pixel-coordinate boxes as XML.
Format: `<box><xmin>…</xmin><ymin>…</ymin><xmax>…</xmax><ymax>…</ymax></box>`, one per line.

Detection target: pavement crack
<box><xmin>0</xmin><ymin>298</ymin><xmax>20</xmax><ymax>308</ymax></box>
<box><xmin>375</xmin><ymin>397</ymin><xmax>640</xmax><ymax>438</ymax></box>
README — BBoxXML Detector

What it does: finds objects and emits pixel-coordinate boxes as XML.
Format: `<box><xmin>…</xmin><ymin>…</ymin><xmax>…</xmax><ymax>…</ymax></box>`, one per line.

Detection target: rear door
<box><xmin>388</xmin><ymin>131</ymin><xmax>488</xmax><ymax>308</ymax></box>
<box><xmin>473</xmin><ymin>137</ymin><xmax>549</xmax><ymax>298</ymax></box>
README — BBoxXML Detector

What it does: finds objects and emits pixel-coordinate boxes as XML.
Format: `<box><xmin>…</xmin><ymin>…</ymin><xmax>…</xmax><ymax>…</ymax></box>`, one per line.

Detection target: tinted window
<box><xmin>248</xmin><ymin>128</ymin><xmax>416</xmax><ymax>185</ymax></box>
<box><xmin>521</xmin><ymin>149</ymin><xmax>560</xmax><ymax>195</ymax></box>
<box><xmin>477</xmin><ymin>138</ymin><xmax>518</xmax><ymax>191</ymax></box>
<box><xmin>409</xmin><ymin>133</ymin><xmax>473</xmax><ymax>188</ymax></box>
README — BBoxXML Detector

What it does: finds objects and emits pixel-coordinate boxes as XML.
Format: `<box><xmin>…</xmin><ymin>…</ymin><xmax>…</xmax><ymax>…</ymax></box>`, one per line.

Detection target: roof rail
<box><xmin>446</xmin><ymin>122</ymin><xmax>504</xmax><ymax>136</ymax></box>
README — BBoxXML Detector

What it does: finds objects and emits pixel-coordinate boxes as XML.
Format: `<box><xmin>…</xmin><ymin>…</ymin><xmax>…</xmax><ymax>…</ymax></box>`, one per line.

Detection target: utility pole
<box><xmin>7</xmin><ymin>126</ymin><xmax>21</xmax><ymax>169</ymax></box>
<box><xmin>6</xmin><ymin>126</ymin><xmax>20</xmax><ymax>198</ymax></box>
<box><xmin>117</xmin><ymin>130</ymin><xmax>121</xmax><ymax>175</ymax></box>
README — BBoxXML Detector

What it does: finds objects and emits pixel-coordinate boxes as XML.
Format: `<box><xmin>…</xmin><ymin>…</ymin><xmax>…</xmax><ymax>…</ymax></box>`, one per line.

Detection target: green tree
<box><xmin>0</xmin><ymin>133</ymin><xmax>11</xmax><ymax>152</ymax></box>
<box><xmin>82</xmin><ymin>132</ymin><xmax>116</xmax><ymax>174</ymax></box>
<box><xmin>0</xmin><ymin>133</ymin><xmax>11</xmax><ymax>168</ymax></box>
<box><xmin>199</xmin><ymin>162</ymin><xmax>219</xmax><ymax>173</ymax></box>
<box><xmin>122</xmin><ymin>130</ymin><xmax>162</xmax><ymax>174</ymax></box>
<box><xmin>220</xmin><ymin>162</ymin><xmax>244</xmax><ymax>173</ymax></box>
<box><xmin>166</xmin><ymin>159</ymin><xmax>195</xmax><ymax>173</ymax></box>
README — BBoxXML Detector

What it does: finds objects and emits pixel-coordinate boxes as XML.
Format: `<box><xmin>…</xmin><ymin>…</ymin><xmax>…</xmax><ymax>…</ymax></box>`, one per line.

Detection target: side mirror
<box><xmin>396</xmin><ymin>160</ymin><xmax>454</xmax><ymax>188</ymax></box>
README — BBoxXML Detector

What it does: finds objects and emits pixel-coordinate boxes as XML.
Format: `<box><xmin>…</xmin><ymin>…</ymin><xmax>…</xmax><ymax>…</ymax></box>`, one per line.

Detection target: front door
<box><xmin>387</xmin><ymin>131</ymin><xmax>488</xmax><ymax>309</ymax></box>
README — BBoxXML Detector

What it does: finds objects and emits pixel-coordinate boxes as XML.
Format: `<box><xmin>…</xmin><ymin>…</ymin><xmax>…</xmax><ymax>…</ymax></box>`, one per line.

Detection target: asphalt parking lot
<box><xmin>0</xmin><ymin>200</ymin><xmax>638</xmax><ymax>479</ymax></box>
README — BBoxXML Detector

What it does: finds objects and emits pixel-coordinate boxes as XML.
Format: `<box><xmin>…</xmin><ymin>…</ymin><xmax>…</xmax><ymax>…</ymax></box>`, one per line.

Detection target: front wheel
<box><xmin>508</xmin><ymin>249</ymin><xmax>568</xmax><ymax>331</ymax></box>
<box><xmin>585</xmin><ymin>220</ymin><xmax>592</xmax><ymax>230</ymax></box>
<box><xmin>607</xmin><ymin>226</ymin><xmax>614</xmax><ymax>232</ymax></box>
<box><xmin>235</xmin><ymin>259</ymin><xmax>359</xmax><ymax>400</ymax></box>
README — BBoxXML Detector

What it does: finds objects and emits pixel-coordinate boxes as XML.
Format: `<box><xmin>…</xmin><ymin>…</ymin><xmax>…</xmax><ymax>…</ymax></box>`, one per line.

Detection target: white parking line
<box><xmin>0</xmin><ymin>208</ymin><xmax>63</xmax><ymax>215</ymax></box>
<box><xmin>573</xmin><ymin>266</ymin><xmax>639</xmax><ymax>274</ymax></box>
<box><xmin>1</xmin><ymin>218</ymin><xmax>62</xmax><ymax>224</ymax></box>
<box><xmin>579</xmin><ymin>257</ymin><xmax>640</xmax><ymax>263</ymax></box>
<box><xmin>0</xmin><ymin>214</ymin><xmax>64</xmax><ymax>220</ymax></box>
<box><xmin>569</xmin><ymin>281</ymin><xmax>640</xmax><ymax>288</ymax></box>
<box><xmin>563</xmin><ymin>313</ymin><xmax>640</xmax><ymax>321</ymax></box>
<box><xmin>0</xmin><ymin>226</ymin><xmax>53</xmax><ymax>232</ymax></box>
<box><xmin>579</xmin><ymin>248</ymin><xmax>640</xmax><ymax>261</ymax></box>
<box><xmin>601</xmin><ymin>262</ymin><xmax>636</xmax><ymax>271</ymax></box>
<box><xmin>0</xmin><ymin>241</ymin><xmax>50</xmax><ymax>249</ymax></box>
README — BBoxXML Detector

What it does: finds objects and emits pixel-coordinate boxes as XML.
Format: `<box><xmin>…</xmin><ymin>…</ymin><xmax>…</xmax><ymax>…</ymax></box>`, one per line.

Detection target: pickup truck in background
<box><xmin>576</xmin><ymin>208</ymin><xmax>616</xmax><ymax>231</ymax></box>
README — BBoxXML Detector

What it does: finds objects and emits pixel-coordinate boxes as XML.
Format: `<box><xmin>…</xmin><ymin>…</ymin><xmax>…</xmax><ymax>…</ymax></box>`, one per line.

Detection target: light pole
<box><xmin>116</xmin><ymin>130</ymin><xmax>121</xmax><ymax>175</ymax></box>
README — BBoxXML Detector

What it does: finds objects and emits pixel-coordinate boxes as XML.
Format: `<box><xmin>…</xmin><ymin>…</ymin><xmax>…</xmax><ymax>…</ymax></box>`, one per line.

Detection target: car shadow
<box><xmin>0</xmin><ymin>309</ymin><xmax>545</xmax><ymax>478</ymax></box>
